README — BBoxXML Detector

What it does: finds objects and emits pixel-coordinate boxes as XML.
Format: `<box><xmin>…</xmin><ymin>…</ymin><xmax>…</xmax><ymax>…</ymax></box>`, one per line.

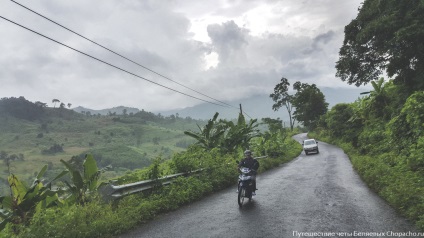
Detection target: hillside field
<box><xmin>0</xmin><ymin>106</ymin><xmax>202</xmax><ymax>196</ymax></box>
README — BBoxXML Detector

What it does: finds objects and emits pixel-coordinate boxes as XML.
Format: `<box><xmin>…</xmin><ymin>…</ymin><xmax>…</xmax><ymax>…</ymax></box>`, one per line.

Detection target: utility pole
<box><xmin>239</xmin><ymin>104</ymin><xmax>243</xmax><ymax>115</ymax></box>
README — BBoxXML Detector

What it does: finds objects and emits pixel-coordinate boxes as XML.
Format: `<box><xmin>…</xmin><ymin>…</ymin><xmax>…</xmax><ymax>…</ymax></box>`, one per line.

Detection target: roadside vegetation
<box><xmin>310</xmin><ymin>0</ymin><xmax>424</xmax><ymax>230</ymax></box>
<box><xmin>310</xmin><ymin>84</ymin><xmax>424</xmax><ymax>230</ymax></box>
<box><xmin>0</xmin><ymin>97</ymin><xmax>302</xmax><ymax>237</ymax></box>
<box><xmin>2</xmin><ymin>0</ymin><xmax>421</xmax><ymax>235</ymax></box>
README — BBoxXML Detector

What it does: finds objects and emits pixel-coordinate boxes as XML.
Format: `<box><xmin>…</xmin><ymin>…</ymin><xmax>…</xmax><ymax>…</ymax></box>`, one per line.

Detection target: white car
<box><xmin>302</xmin><ymin>139</ymin><xmax>319</xmax><ymax>155</ymax></box>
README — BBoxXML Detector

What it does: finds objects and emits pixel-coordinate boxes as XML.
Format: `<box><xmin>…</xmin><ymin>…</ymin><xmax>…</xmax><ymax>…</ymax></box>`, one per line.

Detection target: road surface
<box><xmin>120</xmin><ymin>133</ymin><xmax>419</xmax><ymax>238</ymax></box>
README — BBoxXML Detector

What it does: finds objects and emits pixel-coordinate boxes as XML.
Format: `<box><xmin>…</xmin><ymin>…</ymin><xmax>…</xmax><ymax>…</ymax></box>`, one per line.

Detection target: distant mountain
<box><xmin>71</xmin><ymin>87</ymin><xmax>367</xmax><ymax>121</ymax></box>
<box><xmin>156</xmin><ymin>95</ymin><xmax>288</xmax><ymax>121</ymax></box>
<box><xmin>156</xmin><ymin>87</ymin><xmax>367</xmax><ymax>121</ymax></box>
<box><xmin>72</xmin><ymin>106</ymin><xmax>140</xmax><ymax>115</ymax></box>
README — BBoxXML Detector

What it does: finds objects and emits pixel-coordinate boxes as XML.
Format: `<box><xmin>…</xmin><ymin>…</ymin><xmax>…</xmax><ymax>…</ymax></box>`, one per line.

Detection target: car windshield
<box><xmin>304</xmin><ymin>140</ymin><xmax>316</xmax><ymax>145</ymax></box>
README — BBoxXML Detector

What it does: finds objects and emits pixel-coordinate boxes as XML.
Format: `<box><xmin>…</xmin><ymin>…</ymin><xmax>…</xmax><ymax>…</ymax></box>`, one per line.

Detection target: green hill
<box><xmin>0</xmin><ymin>97</ymin><xmax>202</xmax><ymax>195</ymax></box>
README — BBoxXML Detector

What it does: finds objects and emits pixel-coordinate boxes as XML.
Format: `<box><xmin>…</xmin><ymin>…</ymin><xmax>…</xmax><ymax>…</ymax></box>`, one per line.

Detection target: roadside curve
<box><xmin>119</xmin><ymin>133</ymin><xmax>418</xmax><ymax>237</ymax></box>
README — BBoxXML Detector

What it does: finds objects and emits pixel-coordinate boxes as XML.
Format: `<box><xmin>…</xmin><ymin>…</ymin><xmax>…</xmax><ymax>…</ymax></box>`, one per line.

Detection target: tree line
<box><xmin>308</xmin><ymin>0</ymin><xmax>424</xmax><ymax>230</ymax></box>
<box><xmin>269</xmin><ymin>78</ymin><xmax>328</xmax><ymax>131</ymax></box>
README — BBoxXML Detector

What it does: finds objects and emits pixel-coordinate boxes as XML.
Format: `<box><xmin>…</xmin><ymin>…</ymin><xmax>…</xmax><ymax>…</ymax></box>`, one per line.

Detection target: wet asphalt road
<box><xmin>120</xmin><ymin>133</ymin><xmax>418</xmax><ymax>238</ymax></box>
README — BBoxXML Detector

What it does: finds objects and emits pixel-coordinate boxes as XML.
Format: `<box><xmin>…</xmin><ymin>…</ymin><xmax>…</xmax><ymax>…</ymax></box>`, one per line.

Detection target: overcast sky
<box><xmin>0</xmin><ymin>0</ymin><xmax>367</xmax><ymax>112</ymax></box>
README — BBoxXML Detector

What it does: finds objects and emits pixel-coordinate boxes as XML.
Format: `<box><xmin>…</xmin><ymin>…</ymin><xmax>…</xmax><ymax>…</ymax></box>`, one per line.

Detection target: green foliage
<box><xmin>163</xmin><ymin>176</ymin><xmax>213</xmax><ymax>206</ymax></box>
<box><xmin>387</xmin><ymin>91</ymin><xmax>424</xmax><ymax>153</ymax></box>
<box><xmin>367</xmin><ymin>78</ymin><xmax>391</xmax><ymax>119</ymax></box>
<box><xmin>146</xmin><ymin>157</ymin><xmax>163</xmax><ymax>181</ymax></box>
<box><xmin>270</xmin><ymin>78</ymin><xmax>328</xmax><ymax>130</ymax></box>
<box><xmin>251</xmin><ymin>130</ymin><xmax>287</xmax><ymax>158</ymax></box>
<box><xmin>270</xmin><ymin>77</ymin><xmax>295</xmax><ymax>130</ymax></box>
<box><xmin>359</xmin><ymin>79</ymin><xmax>406</xmax><ymax>121</ymax></box>
<box><xmin>184</xmin><ymin>112</ymin><xmax>225</xmax><ymax>150</ymax></box>
<box><xmin>292</xmin><ymin>82</ymin><xmax>328</xmax><ymax>130</ymax></box>
<box><xmin>350</xmin><ymin>153</ymin><xmax>424</xmax><ymax>224</ymax></box>
<box><xmin>0</xmin><ymin>165</ymin><xmax>66</xmax><ymax>233</ymax></box>
<box><xmin>336</xmin><ymin>0</ymin><xmax>424</xmax><ymax>89</ymax></box>
<box><xmin>1</xmin><ymin>132</ymin><xmax>302</xmax><ymax>237</ymax></box>
<box><xmin>220</xmin><ymin>113</ymin><xmax>259</xmax><ymax>153</ymax></box>
<box><xmin>357</xmin><ymin>122</ymin><xmax>388</xmax><ymax>155</ymax></box>
<box><xmin>87</xmin><ymin>145</ymin><xmax>151</xmax><ymax>169</ymax></box>
<box><xmin>0</xmin><ymin>108</ymin><xmax>304</xmax><ymax>237</ymax></box>
<box><xmin>59</xmin><ymin>154</ymin><xmax>107</xmax><ymax>205</ymax></box>
<box><xmin>0</xmin><ymin>97</ymin><xmax>45</xmax><ymax>121</ymax></box>
<box><xmin>261</xmin><ymin>117</ymin><xmax>284</xmax><ymax>132</ymax></box>
<box><xmin>0</xmin><ymin>101</ymin><xmax>205</xmax><ymax>196</ymax></box>
<box><xmin>402</xmin><ymin>91</ymin><xmax>424</xmax><ymax>140</ymax></box>
<box><xmin>254</xmin><ymin>136</ymin><xmax>302</xmax><ymax>172</ymax></box>
<box><xmin>184</xmin><ymin>112</ymin><xmax>260</xmax><ymax>154</ymax></box>
<box><xmin>322</xmin><ymin>103</ymin><xmax>363</xmax><ymax>147</ymax></box>
<box><xmin>314</xmin><ymin>88</ymin><xmax>424</xmax><ymax>230</ymax></box>
<box><xmin>170</xmin><ymin>146</ymin><xmax>203</xmax><ymax>173</ymax></box>
<box><xmin>41</xmin><ymin>143</ymin><xmax>64</xmax><ymax>155</ymax></box>
<box><xmin>408</xmin><ymin>136</ymin><xmax>424</xmax><ymax>172</ymax></box>
<box><xmin>15</xmin><ymin>197</ymin><xmax>131</xmax><ymax>238</ymax></box>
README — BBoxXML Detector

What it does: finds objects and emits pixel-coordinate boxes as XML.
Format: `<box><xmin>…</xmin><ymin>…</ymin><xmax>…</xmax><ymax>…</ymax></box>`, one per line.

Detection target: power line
<box><xmin>0</xmin><ymin>15</ymin><xmax>231</xmax><ymax>108</ymax></box>
<box><xmin>9</xmin><ymin>0</ymin><xmax>238</xmax><ymax>110</ymax></box>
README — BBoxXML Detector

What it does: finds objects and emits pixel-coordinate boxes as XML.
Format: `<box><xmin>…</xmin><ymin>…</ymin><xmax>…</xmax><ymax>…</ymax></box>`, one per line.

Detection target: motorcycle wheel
<box><xmin>238</xmin><ymin>188</ymin><xmax>245</xmax><ymax>207</ymax></box>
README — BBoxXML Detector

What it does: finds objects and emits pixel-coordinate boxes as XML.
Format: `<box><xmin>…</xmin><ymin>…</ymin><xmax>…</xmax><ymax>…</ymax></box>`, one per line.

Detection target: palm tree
<box><xmin>67</xmin><ymin>103</ymin><xmax>72</xmax><ymax>109</ymax></box>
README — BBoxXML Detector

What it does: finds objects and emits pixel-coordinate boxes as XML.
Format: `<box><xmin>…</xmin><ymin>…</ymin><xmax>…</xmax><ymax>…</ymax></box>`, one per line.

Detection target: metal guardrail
<box><xmin>99</xmin><ymin>169</ymin><xmax>204</xmax><ymax>201</ymax></box>
<box><xmin>99</xmin><ymin>156</ymin><xmax>267</xmax><ymax>201</ymax></box>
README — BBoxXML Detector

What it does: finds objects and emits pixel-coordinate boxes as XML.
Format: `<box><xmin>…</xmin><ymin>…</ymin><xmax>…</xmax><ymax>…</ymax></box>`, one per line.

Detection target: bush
<box><xmin>16</xmin><ymin>198</ymin><xmax>130</xmax><ymax>238</ymax></box>
<box><xmin>41</xmin><ymin>143</ymin><xmax>64</xmax><ymax>155</ymax></box>
<box><xmin>313</xmin><ymin>132</ymin><xmax>424</xmax><ymax>231</ymax></box>
<box><xmin>0</xmin><ymin>133</ymin><xmax>302</xmax><ymax>238</ymax></box>
<box><xmin>170</xmin><ymin>146</ymin><xmax>203</xmax><ymax>173</ymax></box>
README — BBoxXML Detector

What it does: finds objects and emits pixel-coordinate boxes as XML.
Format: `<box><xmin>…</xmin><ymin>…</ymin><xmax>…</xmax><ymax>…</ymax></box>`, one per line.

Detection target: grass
<box><xmin>0</xmin><ymin>113</ymin><xmax>199</xmax><ymax>196</ymax></box>
<box><xmin>0</xmin><ymin>135</ymin><xmax>303</xmax><ymax>238</ymax></box>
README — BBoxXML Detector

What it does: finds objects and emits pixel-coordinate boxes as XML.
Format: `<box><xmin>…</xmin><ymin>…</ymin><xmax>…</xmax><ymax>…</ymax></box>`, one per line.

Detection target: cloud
<box><xmin>0</xmin><ymin>0</ymin><xmax>365</xmax><ymax>111</ymax></box>
<box><xmin>207</xmin><ymin>20</ymin><xmax>249</xmax><ymax>64</ymax></box>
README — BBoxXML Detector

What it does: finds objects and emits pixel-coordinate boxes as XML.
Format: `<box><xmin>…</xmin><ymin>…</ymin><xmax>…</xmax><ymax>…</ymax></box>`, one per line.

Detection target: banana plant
<box><xmin>60</xmin><ymin>154</ymin><xmax>109</xmax><ymax>205</ymax></box>
<box><xmin>220</xmin><ymin>113</ymin><xmax>260</xmax><ymax>153</ymax></box>
<box><xmin>184</xmin><ymin>112</ymin><xmax>227</xmax><ymax>150</ymax></box>
<box><xmin>184</xmin><ymin>112</ymin><xmax>260</xmax><ymax>153</ymax></box>
<box><xmin>0</xmin><ymin>165</ymin><xmax>67</xmax><ymax>232</ymax></box>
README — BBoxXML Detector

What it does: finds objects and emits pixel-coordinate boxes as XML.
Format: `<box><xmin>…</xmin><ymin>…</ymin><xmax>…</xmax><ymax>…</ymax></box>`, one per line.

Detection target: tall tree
<box><xmin>52</xmin><ymin>99</ymin><xmax>60</xmax><ymax>108</ymax></box>
<box><xmin>270</xmin><ymin>77</ymin><xmax>295</xmax><ymax>131</ymax></box>
<box><xmin>336</xmin><ymin>0</ymin><xmax>424</xmax><ymax>90</ymax></box>
<box><xmin>292</xmin><ymin>82</ymin><xmax>328</xmax><ymax>130</ymax></box>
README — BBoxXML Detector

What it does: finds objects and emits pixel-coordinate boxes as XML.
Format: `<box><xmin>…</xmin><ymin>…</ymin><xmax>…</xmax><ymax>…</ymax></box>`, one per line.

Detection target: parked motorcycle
<box><xmin>237</xmin><ymin>166</ymin><xmax>255</xmax><ymax>207</ymax></box>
